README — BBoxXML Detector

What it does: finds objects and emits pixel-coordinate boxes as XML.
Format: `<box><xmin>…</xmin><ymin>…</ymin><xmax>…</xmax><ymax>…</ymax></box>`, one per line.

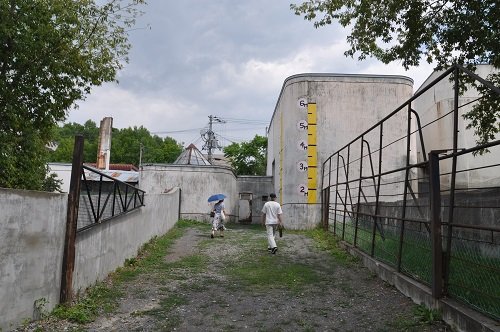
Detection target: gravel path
<box><xmin>19</xmin><ymin>222</ymin><xmax>451</xmax><ymax>331</ymax></box>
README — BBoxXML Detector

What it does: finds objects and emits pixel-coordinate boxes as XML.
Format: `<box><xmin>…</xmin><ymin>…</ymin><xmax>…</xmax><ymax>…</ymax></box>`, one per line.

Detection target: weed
<box><xmin>33</xmin><ymin>297</ymin><xmax>49</xmax><ymax>319</ymax></box>
<box><xmin>413</xmin><ymin>304</ymin><xmax>442</xmax><ymax>324</ymax></box>
<box><xmin>124</xmin><ymin>257</ymin><xmax>137</xmax><ymax>267</ymax></box>
<box><xmin>52</xmin><ymin>283</ymin><xmax>122</xmax><ymax>323</ymax></box>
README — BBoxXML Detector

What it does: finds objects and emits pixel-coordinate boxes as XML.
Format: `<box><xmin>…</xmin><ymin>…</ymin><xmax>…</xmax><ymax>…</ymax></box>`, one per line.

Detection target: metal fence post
<box><xmin>429</xmin><ymin>150</ymin><xmax>443</xmax><ymax>298</ymax></box>
<box><xmin>60</xmin><ymin>135</ymin><xmax>84</xmax><ymax>303</ymax></box>
<box><xmin>178</xmin><ymin>187</ymin><xmax>182</xmax><ymax>221</ymax></box>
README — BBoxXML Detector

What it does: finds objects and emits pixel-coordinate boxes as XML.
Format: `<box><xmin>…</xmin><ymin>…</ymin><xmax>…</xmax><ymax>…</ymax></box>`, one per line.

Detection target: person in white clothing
<box><xmin>261</xmin><ymin>193</ymin><xmax>283</xmax><ymax>254</ymax></box>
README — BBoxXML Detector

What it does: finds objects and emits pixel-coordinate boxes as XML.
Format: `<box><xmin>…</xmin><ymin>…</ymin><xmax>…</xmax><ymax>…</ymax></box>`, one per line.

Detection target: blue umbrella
<box><xmin>208</xmin><ymin>193</ymin><xmax>226</xmax><ymax>202</ymax></box>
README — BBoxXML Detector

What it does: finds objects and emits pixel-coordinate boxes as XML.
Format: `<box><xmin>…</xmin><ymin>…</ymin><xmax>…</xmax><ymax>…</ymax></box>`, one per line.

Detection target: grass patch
<box><xmin>334</xmin><ymin>220</ymin><xmax>500</xmax><ymax>319</ymax></box>
<box><xmin>303</xmin><ymin>227</ymin><xmax>358</xmax><ymax>266</ymax></box>
<box><xmin>226</xmin><ymin>254</ymin><xmax>320</xmax><ymax>293</ymax></box>
<box><xmin>49</xmin><ymin>219</ymin><xmax>199</xmax><ymax>324</ymax></box>
<box><xmin>387</xmin><ymin>305</ymin><xmax>443</xmax><ymax>331</ymax></box>
<box><xmin>52</xmin><ymin>284</ymin><xmax>122</xmax><ymax>324</ymax></box>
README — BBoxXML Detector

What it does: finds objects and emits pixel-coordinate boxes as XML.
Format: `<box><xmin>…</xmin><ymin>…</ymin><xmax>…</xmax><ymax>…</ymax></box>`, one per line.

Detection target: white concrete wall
<box><xmin>267</xmin><ymin>74</ymin><xmax>414</xmax><ymax>229</ymax></box>
<box><xmin>47</xmin><ymin>163</ymin><xmax>72</xmax><ymax>193</ymax></box>
<box><xmin>236</xmin><ymin>176</ymin><xmax>274</xmax><ymax>223</ymax></box>
<box><xmin>0</xmin><ymin>188</ymin><xmax>180</xmax><ymax>331</ymax></box>
<box><xmin>414</xmin><ymin>65</ymin><xmax>500</xmax><ymax>188</ymax></box>
<box><xmin>139</xmin><ymin>165</ymin><xmax>275</xmax><ymax>224</ymax></box>
<box><xmin>0</xmin><ymin>189</ymin><xmax>67</xmax><ymax>331</ymax></box>
<box><xmin>140</xmin><ymin>164</ymin><xmax>238</xmax><ymax>222</ymax></box>
<box><xmin>73</xmin><ymin>190</ymin><xmax>180</xmax><ymax>293</ymax></box>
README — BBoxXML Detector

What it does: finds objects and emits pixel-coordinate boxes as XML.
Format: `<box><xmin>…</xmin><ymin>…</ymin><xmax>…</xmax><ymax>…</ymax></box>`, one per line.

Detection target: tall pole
<box><xmin>139</xmin><ymin>143</ymin><xmax>143</xmax><ymax>169</ymax></box>
<box><xmin>60</xmin><ymin>135</ymin><xmax>84</xmax><ymax>303</ymax></box>
<box><xmin>202</xmin><ymin>115</ymin><xmax>225</xmax><ymax>164</ymax></box>
<box><xmin>208</xmin><ymin>115</ymin><xmax>214</xmax><ymax>163</ymax></box>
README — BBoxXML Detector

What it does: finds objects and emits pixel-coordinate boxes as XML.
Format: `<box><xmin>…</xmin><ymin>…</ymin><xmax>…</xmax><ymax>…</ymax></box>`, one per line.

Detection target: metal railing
<box><xmin>77</xmin><ymin>165</ymin><xmax>145</xmax><ymax>232</ymax></box>
<box><xmin>321</xmin><ymin>64</ymin><xmax>500</xmax><ymax>320</ymax></box>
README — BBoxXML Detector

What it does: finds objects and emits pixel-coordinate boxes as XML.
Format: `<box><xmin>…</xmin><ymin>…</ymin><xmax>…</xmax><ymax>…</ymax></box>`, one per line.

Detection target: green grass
<box><xmin>226</xmin><ymin>253</ymin><xmax>320</xmax><ymax>293</ymax></box>
<box><xmin>387</xmin><ymin>304</ymin><xmax>442</xmax><ymax>331</ymax></box>
<box><xmin>332</xmin><ymin>220</ymin><xmax>500</xmax><ymax>320</ymax></box>
<box><xmin>50</xmin><ymin>219</ymin><xmax>201</xmax><ymax>324</ymax></box>
<box><xmin>303</xmin><ymin>227</ymin><xmax>359</xmax><ymax>266</ymax></box>
<box><xmin>52</xmin><ymin>283</ymin><xmax>122</xmax><ymax>323</ymax></box>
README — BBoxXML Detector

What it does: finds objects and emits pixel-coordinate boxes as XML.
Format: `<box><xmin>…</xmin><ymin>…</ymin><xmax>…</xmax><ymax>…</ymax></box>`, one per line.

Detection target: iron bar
<box><xmin>429</xmin><ymin>150</ymin><xmax>443</xmax><ymax>299</ymax></box>
<box><xmin>397</xmin><ymin>105</ymin><xmax>412</xmax><ymax>271</ymax></box>
<box><xmin>354</xmin><ymin>136</ymin><xmax>365</xmax><ymax>247</ymax></box>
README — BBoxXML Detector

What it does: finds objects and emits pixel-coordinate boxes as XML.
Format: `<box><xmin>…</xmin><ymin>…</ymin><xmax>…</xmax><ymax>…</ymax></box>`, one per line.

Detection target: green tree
<box><xmin>223</xmin><ymin>135</ymin><xmax>267</xmax><ymax>175</ymax></box>
<box><xmin>49</xmin><ymin>122</ymin><xmax>183</xmax><ymax>166</ymax></box>
<box><xmin>50</xmin><ymin>120</ymin><xmax>99</xmax><ymax>163</ymax></box>
<box><xmin>111</xmin><ymin>126</ymin><xmax>183</xmax><ymax>165</ymax></box>
<box><xmin>0</xmin><ymin>0</ymin><xmax>145</xmax><ymax>190</ymax></box>
<box><xmin>291</xmin><ymin>0</ymin><xmax>500</xmax><ymax>146</ymax></box>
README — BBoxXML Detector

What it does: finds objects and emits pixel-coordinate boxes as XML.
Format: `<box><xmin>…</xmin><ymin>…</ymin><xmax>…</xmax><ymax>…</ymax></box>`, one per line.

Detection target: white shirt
<box><xmin>261</xmin><ymin>200</ymin><xmax>282</xmax><ymax>225</ymax></box>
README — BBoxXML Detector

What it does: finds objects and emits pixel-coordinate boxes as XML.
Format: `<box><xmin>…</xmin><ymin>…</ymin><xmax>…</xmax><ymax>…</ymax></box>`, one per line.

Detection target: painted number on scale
<box><xmin>298</xmin><ymin>184</ymin><xmax>309</xmax><ymax>196</ymax></box>
<box><xmin>297</xmin><ymin>140</ymin><xmax>308</xmax><ymax>151</ymax></box>
<box><xmin>297</xmin><ymin>161</ymin><xmax>308</xmax><ymax>172</ymax></box>
<box><xmin>297</xmin><ymin>98</ymin><xmax>308</xmax><ymax>109</ymax></box>
<box><xmin>297</xmin><ymin>120</ymin><xmax>308</xmax><ymax>131</ymax></box>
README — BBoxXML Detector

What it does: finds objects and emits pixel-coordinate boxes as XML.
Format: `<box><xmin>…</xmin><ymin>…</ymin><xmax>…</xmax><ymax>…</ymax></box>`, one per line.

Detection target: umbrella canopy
<box><xmin>208</xmin><ymin>193</ymin><xmax>226</xmax><ymax>202</ymax></box>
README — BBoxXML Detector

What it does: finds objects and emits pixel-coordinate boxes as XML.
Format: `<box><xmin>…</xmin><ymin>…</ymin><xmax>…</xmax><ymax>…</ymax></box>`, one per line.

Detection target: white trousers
<box><xmin>266</xmin><ymin>224</ymin><xmax>278</xmax><ymax>249</ymax></box>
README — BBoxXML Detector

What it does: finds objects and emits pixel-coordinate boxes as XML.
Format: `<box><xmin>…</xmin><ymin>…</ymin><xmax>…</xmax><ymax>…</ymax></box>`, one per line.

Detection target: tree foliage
<box><xmin>50</xmin><ymin>121</ymin><xmax>183</xmax><ymax>166</ymax></box>
<box><xmin>0</xmin><ymin>0</ymin><xmax>145</xmax><ymax>190</ymax></box>
<box><xmin>291</xmin><ymin>0</ymin><xmax>500</xmax><ymax>146</ymax></box>
<box><xmin>223</xmin><ymin>135</ymin><xmax>267</xmax><ymax>175</ymax></box>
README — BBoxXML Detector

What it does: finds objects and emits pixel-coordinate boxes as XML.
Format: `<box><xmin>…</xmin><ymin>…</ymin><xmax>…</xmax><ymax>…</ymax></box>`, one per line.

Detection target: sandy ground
<box><xmin>16</xmin><ymin>223</ymin><xmax>451</xmax><ymax>332</ymax></box>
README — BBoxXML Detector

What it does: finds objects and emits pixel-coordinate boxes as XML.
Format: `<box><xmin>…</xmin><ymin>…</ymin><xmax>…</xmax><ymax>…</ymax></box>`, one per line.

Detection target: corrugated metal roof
<box><xmin>84</xmin><ymin>169</ymin><xmax>139</xmax><ymax>183</ymax></box>
<box><xmin>85</xmin><ymin>163</ymin><xmax>139</xmax><ymax>171</ymax></box>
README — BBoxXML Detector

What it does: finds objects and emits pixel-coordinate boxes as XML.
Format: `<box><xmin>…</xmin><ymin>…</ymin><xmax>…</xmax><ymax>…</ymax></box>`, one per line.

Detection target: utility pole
<box><xmin>202</xmin><ymin>115</ymin><xmax>225</xmax><ymax>163</ymax></box>
<box><xmin>139</xmin><ymin>143</ymin><xmax>144</xmax><ymax>169</ymax></box>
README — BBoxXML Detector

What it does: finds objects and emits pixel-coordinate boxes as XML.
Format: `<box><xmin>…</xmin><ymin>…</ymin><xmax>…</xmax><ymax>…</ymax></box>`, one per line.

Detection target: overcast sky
<box><xmin>70</xmin><ymin>0</ymin><xmax>436</xmax><ymax>151</ymax></box>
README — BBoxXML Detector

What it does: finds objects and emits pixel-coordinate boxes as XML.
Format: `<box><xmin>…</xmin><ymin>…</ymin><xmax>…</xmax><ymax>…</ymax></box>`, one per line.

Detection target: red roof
<box><xmin>85</xmin><ymin>163</ymin><xmax>139</xmax><ymax>171</ymax></box>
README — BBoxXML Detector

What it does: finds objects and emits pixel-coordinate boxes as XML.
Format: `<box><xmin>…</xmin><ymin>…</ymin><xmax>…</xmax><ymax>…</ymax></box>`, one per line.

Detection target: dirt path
<box><xmin>20</xmin><ymin>223</ymin><xmax>450</xmax><ymax>331</ymax></box>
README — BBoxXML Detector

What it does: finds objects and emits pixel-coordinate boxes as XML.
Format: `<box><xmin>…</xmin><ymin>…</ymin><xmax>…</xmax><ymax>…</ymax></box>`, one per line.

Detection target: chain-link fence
<box><xmin>322</xmin><ymin>64</ymin><xmax>500</xmax><ymax>320</ymax></box>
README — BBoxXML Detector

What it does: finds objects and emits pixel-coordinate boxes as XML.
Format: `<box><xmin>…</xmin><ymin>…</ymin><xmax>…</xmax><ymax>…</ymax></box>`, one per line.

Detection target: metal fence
<box><xmin>77</xmin><ymin>165</ymin><xmax>145</xmax><ymax>232</ymax></box>
<box><xmin>321</xmin><ymin>64</ymin><xmax>500</xmax><ymax>320</ymax></box>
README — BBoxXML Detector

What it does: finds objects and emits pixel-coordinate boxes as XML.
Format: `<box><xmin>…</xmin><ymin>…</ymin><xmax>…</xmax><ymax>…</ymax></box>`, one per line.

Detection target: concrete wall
<box><xmin>236</xmin><ymin>176</ymin><xmax>274</xmax><ymax>224</ymax></box>
<box><xmin>140</xmin><ymin>164</ymin><xmax>238</xmax><ymax>222</ymax></box>
<box><xmin>267</xmin><ymin>74</ymin><xmax>414</xmax><ymax>229</ymax></box>
<box><xmin>47</xmin><ymin>163</ymin><xmax>72</xmax><ymax>193</ymax></box>
<box><xmin>0</xmin><ymin>189</ymin><xmax>67</xmax><ymax>331</ymax></box>
<box><xmin>139</xmin><ymin>165</ymin><xmax>274</xmax><ymax>225</ymax></box>
<box><xmin>73</xmin><ymin>190</ymin><xmax>180</xmax><ymax>292</ymax></box>
<box><xmin>0</xmin><ymin>188</ymin><xmax>180</xmax><ymax>331</ymax></box>
<box><xmin>414</xmin><ymin>65</ymin><xmax>500</xmax><ymax>189</ymax></box>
